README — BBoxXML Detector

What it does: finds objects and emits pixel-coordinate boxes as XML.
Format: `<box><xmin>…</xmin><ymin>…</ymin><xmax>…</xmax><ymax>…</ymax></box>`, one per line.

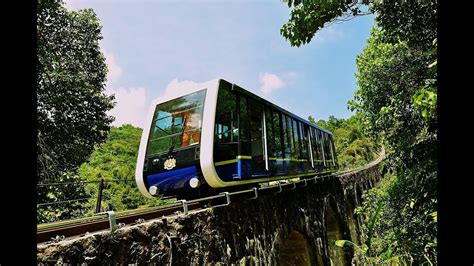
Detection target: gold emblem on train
<box><xmin>164</xmin><ymin>157</ymin><xmax>177</xmax><ymax>170</ymax></box>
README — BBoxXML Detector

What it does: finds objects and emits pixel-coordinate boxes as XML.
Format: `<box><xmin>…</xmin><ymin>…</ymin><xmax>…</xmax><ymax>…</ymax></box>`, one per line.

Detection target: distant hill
<box><xmin>79</xmin><ymin>124</ymin><xmax>161</xmax><ymax>213</ymax></box>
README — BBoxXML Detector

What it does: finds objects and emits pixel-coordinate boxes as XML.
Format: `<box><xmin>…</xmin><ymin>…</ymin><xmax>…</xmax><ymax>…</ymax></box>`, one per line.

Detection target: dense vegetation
<box><xmin>37</xmin><ymin>0</ymin><xmax>115</xmax><ymax>182</ymax></box>
<box><xmin>38</xmin><ymin>125</ymin><xmax>163</xmax><ymax>223</ymax></box>
<box><xmin>37</xmin><ymin>0</ymin><xmax>115</xmax><ymax>223</ymax></box>
<box><xmin>282</xmin><ymin>1</ymin><xmax>437</xmax><ymax>264</ymax></box>
<box><xmin>79</xmin><ymin>124</ymin><xmax>162</xmax><ymax>214</ymax></box>
<box><xmin>309</xmin><ymin>115</ymin><xmax>379</xmax><ymax>170</ymax></box>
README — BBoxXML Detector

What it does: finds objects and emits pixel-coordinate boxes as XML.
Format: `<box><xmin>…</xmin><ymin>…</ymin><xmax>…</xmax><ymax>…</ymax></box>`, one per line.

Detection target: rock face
<box><xmin>37</xmin><ymin>162</ymin><xmax>382</xmax><ymax>265</ymax></box>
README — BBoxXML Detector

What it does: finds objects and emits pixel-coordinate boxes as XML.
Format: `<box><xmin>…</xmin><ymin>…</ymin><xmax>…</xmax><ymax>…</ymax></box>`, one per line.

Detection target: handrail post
<box><xmin>177</xmin><ymin>199</ymin><xmax>188</xmax><ymax>215</ymax></box>
<box><xmin>93</xmin><ymin>211</ymin><xmax>117</xmax><ymax>232</ymax></box>
<box><xmin>250</xmin><ymin>187</ymin><xmax>258</xmax><ymax>199</ymax></box>
<box><xmin>95</xmin><ymin>178</ymin><xmax>104</xmax><ymax>213</ymax></box>
<box><xmin>275</xmin><ymin>182</ymin><xmax>283</xmax><ymax>193</ymax></box>
<box><xmin>222</xmin><ymin>192</ymin><xmax>230</xmax><ymax>206</ymax></box>
<box><xmin>107</xmin><ymin>211</ymin><xmax>117</xmax><ymax>232</ymax></box>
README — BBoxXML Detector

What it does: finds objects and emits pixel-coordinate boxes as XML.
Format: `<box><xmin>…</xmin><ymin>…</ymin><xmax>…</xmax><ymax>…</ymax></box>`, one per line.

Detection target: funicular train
<box><xmin>135</xmin><ymin>79</ymin><xmax>338</xmax><ymax>199</ymax></box>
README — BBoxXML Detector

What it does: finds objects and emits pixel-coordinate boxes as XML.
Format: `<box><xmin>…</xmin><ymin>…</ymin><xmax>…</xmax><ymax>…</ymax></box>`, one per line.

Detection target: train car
<box><xmin>135</xmin><ymin>78</ymin><xmax>338</xmax><ymax>199</ymax></box>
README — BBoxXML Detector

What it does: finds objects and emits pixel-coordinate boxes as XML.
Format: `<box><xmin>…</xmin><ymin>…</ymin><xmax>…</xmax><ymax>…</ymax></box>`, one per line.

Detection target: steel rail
<box><xmin>37</xmin><ymin>202</ymin><xmax>203</xmax><ymax>244</ymax></box>
<box><xmin>37</xmin><ymin>150</ymin><xmax>385</xmax><ymax>245</ymax></box>
<box><xmin>37</xmin><ymin>174</ymin><xmax>334</xmax><ymax>244</ymax></box>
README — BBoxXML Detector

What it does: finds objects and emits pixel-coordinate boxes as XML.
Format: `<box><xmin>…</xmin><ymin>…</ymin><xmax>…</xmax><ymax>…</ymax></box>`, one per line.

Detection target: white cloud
<box><xmin>103</xmin><ymin>50</ymin><xmax>123</xmax><ymax>89</ymax></box>
<box><xmin>108</xmin><ymin>87</ymin><xmax>148</xmax><ymax>128</ymax></box>
<box><xmin>150</xmin><ymin>78</ymin><xmax>220</xmax><ymax>109</ymax></box>
<box><xmin>105</xmin><ymin>73</ymin><xmax>219</xmax><ymax>129</ymax></box>
<box><xmin>102</xmin><ymin>50</ymin><xmax>146</xmax><ymax>128</ymax></box>
<box><xmin>259</xmin><ymin>72</ymin><xmax>285</xmax><ymax>94</ymax></box>
<box><xmin>153</xmin><ymin>78</ymin><xmax>207</xmax><ymax>103</ymax></box>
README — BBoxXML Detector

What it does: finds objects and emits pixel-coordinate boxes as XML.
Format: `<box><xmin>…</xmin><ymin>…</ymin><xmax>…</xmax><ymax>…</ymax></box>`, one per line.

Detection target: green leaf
<box><xmin>335</xmin><ymin>240</ymin><xmax>349</xmax><ymax>247</ymax></box>
<box><xmin>428</xmin><ymin>60</ymin><xmax>437</xmax><ymax>68</ymax></box>
<box><xmin>410</xmin><ymin>199</ymin><xmax>415</xmax><ymax>209</ymax></box>
<box><xmin>361</xmin><ymin>244</ymin><xmax>369</xmax><ymax>254</ymax></box>
<box><xmin>366</xmin><ymin>200</ymin><xmax>383</xmax><ymax>254</ymax></box>
<box><xmin>384</xmin><ymin>246</ymin><xmax>392</xmax><ymax>258</ymax></box>
<box><xmin>386</xmin><ymin>255</ymin><xmax>399</xmax><ymax>263</ymax></box>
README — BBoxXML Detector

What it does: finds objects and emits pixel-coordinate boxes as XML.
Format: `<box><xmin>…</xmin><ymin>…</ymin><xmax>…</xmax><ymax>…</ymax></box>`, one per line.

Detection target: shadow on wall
<box><xmin>278</xmin><ymin>230</ymin><xmax>323</xmax><ymax>266</ymax></box>
<box><xmin>326</xmin><ymin>199</ymin><xmax>349</xmax><ymax>266</ymax></box>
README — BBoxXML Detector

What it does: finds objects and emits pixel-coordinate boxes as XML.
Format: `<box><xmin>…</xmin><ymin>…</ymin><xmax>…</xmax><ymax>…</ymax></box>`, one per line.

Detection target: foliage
<box><xmin>37</xmin><ymin>0</ymin><xmax>115</xmax><ymax>182</ymax></box>
<box><xmin>342</xmin><ymin>174</ymin><xmax>437</xmax><ymax>264</ymax></box>
<box><xmin>37</xmin><ymin>0</ymin><xmax>115</xmax><ymax>223</ymax></box>
<box><xmin>309</xmin><ymin>115</ymin><xmax>378</xmax><ymax>170</ymax></box>
<box><xmin>334</xmin><ymin>176</ymin><xmax>403</xmax><ymax>264</ymax></box>
<box><xmin>283</xmin><ymin>1</ymin><xmax>437</xmax><ymax>264</ymax></box>
<box><xmin>79</xmin><ymin>124</ymin><xmax>162</xmax><ymax>214</ymax></box>
<box><xmin>281</xmin><ymin>0</ymin><xmax>369</xmax><ymax>47</ymax></box>
<box><xmin>349</xmin><ymin>14</ymin><xmax>437</xmax><ymax>266</ymax></box>
<box><xmin>37</xmin><ymin>173</ymin><xmax>89</xmax><ymax>224</ymax></box>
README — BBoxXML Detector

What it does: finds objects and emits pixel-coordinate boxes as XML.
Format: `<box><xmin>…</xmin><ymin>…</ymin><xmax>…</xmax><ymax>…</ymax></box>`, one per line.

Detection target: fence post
<box><xmin>95</xmin><ymin>178</ymin><xmax>104</xmax><ymax>213</ymax></box>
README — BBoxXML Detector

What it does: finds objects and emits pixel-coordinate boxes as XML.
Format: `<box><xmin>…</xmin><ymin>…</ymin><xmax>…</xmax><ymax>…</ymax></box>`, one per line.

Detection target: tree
<box><xmin>79</xmin><ymin>125</ymin><xmax>162</xmax><ymax>213</ymax></box>
<box><xmin>37</xmin><ymin>0</ymin><xmax>115</xmax><ymax>182</ymax></box>
<box><xmin>37</xmin><ymin>175</ymin><xmax>90</xmax><ymax>223</ymax></box>
<box><xmin>281</xmin><ymin>1</ymin><xmax>437</xmax><ymax>263</ymax></box>
<box><xmin>311</xmin><ymin>115</ymin><xmax>378</xmax><ymax>170</ymax></box>
<box><xmin>281</xmin><ymin>1</ymin><xmax>436</xmax><ymax>49</ymax></box>
<box><xmin>281</xmin><ymin>0</ymin><xmax>371</xmax><ymax>47</ymax></box>
<box><xmin>350</xmin><ymin>25</ymin><xmax>437</xmax><ymax>264</ymax></box>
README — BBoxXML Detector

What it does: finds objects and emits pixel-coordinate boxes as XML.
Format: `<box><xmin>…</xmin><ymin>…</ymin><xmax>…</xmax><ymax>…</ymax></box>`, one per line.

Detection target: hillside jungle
<box><xmin>38</xmin><ymin>0</ymin><xmax>436</xmax><ymax>264</ymax></box>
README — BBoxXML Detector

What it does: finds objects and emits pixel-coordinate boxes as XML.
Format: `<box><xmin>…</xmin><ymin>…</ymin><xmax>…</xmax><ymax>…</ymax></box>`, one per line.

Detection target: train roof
<box><xmin>224</xmin><ymin>79</ymin><xmax>333</xmax><ymax>135</ymax></box>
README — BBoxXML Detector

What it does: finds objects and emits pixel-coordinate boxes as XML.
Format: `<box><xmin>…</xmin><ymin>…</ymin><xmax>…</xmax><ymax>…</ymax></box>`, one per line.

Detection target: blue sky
<box><xmin>66</xmin><ymin>0</ymin><xmax>375</xmax><ymax>128</ymax></box>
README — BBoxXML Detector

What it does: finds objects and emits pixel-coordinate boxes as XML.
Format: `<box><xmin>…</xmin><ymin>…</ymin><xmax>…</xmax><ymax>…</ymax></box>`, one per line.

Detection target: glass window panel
<box><xmin>286</xmin><ymin>116</ymin><xmax>294</xmax><ymax>153</ymax></box>
<box><xmin>273</xmin><ymin>112</ymin><xmax>283</xmax><ymax>158</ymax></box>
<box><xmin>239</xmin><ymin>96</ymin><xmax>250</xmax><ymax>142</ymax></box>
<box><xmin>214</xmin><ymin>82</ymin><xmax>238</xmax><ymax>162</ymax></box>
<box><xmin>265</xmin><ymin>108</ymin><xmax>274</xmax><ymax>157</ymax></box>
<box><xmin>282</xmin><ymin>114</ymin><xmax>290</xmax><ymax>159</ymax></box>
<box><xmin>146</xmin><ymin>89</ymin><xmax>206</xmax><ymax>156</ymax></box>
<box><xmin>292</xmin><ymin>118</ymin><xmax>300</xmax><ymax>158</ymax></box>
<box><xmin>301</xmin><ymin>124</ymin><xmax>309</xmax><ymax>160</ymax></box>
<box><xmin>310</xmin><ymin>127</ymin><xmax>320</xmax><ymax>161</ymax></box>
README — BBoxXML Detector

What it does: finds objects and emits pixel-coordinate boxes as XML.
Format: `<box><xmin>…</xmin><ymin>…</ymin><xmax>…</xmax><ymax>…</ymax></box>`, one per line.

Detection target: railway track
<box><xmin>37</xmin><ymin>202</ymin><xmax>204</xmax><ymax>244</ymax></box>
<box><xmin>38</xmin><ymin>161</ymin><xmax>379</xmax><ymax>245</ymax></box>
<box><xmin>37</xmin><ymin>179</ymin><xmax>318</xmax><ymax>244</ymax></box>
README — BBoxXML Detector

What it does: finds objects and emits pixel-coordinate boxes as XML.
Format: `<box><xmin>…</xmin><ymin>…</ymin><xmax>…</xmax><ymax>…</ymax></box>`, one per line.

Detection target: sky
<box><xmin>65</xmin><ymin>0</ymin><xmax>375</xmax><ymax>129</ymax></box>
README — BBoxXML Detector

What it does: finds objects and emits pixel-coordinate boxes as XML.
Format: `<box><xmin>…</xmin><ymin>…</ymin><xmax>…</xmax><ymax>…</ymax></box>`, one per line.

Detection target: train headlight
<box><xmin>149</xmin><ymin>185</ymin><xmax>159</xmax><ymax>195</ymax></box>
<box><xmin>189</xmin><ymin>177</ymin><xmax>201</xmax><ymax>188</ymax></box>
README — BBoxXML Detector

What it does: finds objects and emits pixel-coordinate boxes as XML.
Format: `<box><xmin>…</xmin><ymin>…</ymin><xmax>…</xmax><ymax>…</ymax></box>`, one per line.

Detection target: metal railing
<box><xmin>37</xmin><ymin>150</ymin><xmax>385</xmax><ymax>224</ymax></box>
<box><xmin>37</xmin><ymin>178</ymin><xmax>144</xmax><ymax>223</ymax></box>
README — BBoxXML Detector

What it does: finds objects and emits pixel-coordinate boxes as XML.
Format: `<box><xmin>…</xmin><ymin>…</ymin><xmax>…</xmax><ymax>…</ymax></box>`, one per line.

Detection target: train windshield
<box><xmin>146</xmin><ymin>89</ymin><xmax>206</xmax><ymax>156</ymax></box>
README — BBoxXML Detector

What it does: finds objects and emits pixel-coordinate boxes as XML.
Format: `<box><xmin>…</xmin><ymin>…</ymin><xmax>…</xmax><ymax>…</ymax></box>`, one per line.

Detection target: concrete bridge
<box><xmin>37</xmin><ymin>152</ymin><xmax>384</xmax><ymax>265</ymax></box>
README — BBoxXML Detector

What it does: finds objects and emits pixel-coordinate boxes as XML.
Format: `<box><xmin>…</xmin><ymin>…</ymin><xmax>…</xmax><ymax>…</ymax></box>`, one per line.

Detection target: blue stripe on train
<box><xmin>146</xmin><ymin>166</ymin><xmax>199</xmax><ymax>195</ymax></box>
<box><xmin>215</xmin><ymin>159</ymin><xmax>290</xmax><ymax>181</ymax></box>
<box><xmin>215</xmin><ymin>162</ymin><xmax>239</xmax><ymax>182</ymax></box>
<box><xmin>215</xmin><ymin>158</ymin><xmax>328</xmax><ymax>182</ymax></box>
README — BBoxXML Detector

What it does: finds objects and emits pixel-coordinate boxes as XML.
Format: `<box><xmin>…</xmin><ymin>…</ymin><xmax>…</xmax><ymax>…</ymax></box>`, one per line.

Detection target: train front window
<box><xmin>214</xmin><ymin>81</ymin><xmax>238</xmax><ymax>161</ymax></box>
<box><xmin>146</xmin><ymin>89</ymin><xmax>206</xmax><ymax>156</ymax></box>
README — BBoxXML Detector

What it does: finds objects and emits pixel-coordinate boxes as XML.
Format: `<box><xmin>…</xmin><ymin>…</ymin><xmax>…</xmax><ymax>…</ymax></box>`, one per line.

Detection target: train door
<box><xmin>248</xmin><ymin>98</ymin><xmax>267</xmax><ymax>177</ymax></box>
<box><xmin>303</xmin><ymin>124</ymin><xmax>314</xmax><ymax>172</ymax></box>
<box><xmin>317</xmin><ymin>129</ymin><xmax>326</xmax><ymax>170</ymax></box>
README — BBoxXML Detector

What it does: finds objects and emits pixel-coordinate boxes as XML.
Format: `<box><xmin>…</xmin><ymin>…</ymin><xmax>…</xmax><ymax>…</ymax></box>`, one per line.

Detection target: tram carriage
<box><xmin>135</xmin><ymin>78</ymin><xmax>338</xmax><ymax>199</ymax></box>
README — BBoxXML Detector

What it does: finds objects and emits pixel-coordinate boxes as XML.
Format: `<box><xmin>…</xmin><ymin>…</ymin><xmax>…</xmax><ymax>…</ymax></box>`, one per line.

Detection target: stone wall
<box><xmin>37</xmin><ymin>161</ymin><xmax>382</xmax><ymax>265</ymax></box>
